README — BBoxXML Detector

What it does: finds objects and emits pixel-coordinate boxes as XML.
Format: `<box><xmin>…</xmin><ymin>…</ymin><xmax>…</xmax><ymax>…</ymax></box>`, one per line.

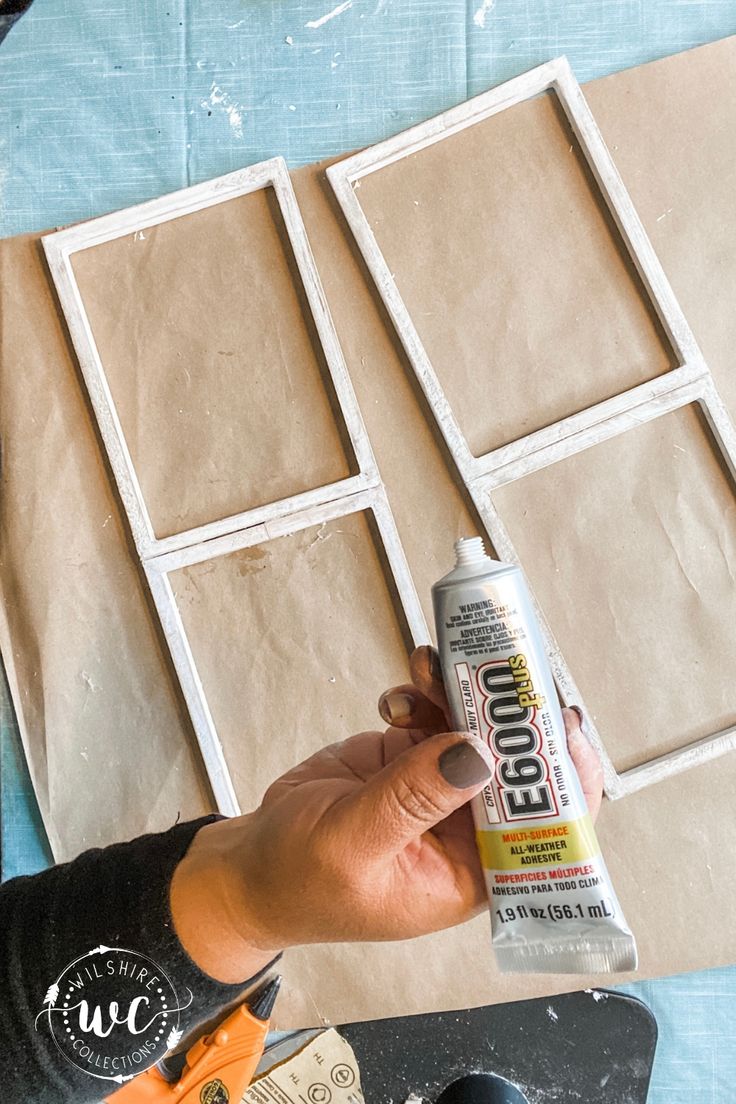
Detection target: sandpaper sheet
<box><xmin>1</xmin><ymin>39</ymin><xmax>735</xmax><ymax>1027</ymax></box>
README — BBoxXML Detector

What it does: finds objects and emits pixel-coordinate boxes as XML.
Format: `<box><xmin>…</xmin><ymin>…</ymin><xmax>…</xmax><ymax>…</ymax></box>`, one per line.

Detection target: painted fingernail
<box><xmin>379</xmin><ymin>690</ymin><xmax>414</xmax><ymax>725</ymax></box>
<box><xmin>439</xmin><ymin>738</ymin><xmax>493</xmax><ymax>789</ymax></box>
<box><xmin>570</xmin><ymin>705</ymin><xmax>585</xmax><ymax>730</ymax></box>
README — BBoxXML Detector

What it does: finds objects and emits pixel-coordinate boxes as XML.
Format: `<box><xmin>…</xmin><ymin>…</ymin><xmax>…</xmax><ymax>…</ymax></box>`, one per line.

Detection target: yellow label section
<box><xmin>476</xmin><ymin>815</ymin><xmax>600</xmax><ymax>872</ymax></box>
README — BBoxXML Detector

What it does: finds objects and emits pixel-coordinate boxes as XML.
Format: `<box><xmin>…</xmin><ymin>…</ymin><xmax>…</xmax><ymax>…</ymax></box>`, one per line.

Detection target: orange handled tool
<box><xmin>107</xmin><ymin>975</ymin><xmax>280</xmax><ymax>1103</ymax></box>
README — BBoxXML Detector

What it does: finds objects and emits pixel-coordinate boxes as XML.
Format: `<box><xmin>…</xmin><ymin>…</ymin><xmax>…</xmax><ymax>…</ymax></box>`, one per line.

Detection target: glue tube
<box><xmin>432</xmin><ymin>537</ymin><xmax>637</xmax><ymax>974</ymax></box>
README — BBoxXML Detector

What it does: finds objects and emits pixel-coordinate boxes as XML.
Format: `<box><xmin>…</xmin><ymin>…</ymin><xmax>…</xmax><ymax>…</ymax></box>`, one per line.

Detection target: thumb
<box><xmin>336</xmin><ymin>732</ymin><xmax>494</xmax><ymax>857</ymax></box>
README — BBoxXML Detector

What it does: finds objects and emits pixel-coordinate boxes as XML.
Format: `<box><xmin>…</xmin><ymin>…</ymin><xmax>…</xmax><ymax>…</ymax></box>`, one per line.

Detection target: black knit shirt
<box><xmin>0</xmin><ymin>816</ymin><xmax>273</xmax><ymax>1103</ymax></box>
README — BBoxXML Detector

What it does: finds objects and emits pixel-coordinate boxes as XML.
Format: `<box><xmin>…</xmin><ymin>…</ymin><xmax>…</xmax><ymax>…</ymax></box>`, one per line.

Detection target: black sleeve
<box><xmin>0</xmin><ymin>815</ymin><xmax>276</xmax><ymax>1103</ymax></box>
<box><xmin>0</xmin><ymin>1</ymin><xmax>34</xmax><ymax>46</ymax></box>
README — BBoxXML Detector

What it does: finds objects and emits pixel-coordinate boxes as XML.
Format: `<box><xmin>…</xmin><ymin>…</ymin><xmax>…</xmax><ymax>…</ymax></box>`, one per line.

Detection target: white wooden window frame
<box><xmin>43</xmin><ymin>159</ymin><xmax>429</xmax><ymax>815</ymax></box>
<box><xmin>145</xmin><ymin>485</ymin><xmax>428</xmax><ymax>815</ymax></box>
<box><xmin>327</xmin><ymin>58</ymin><xmax>736</xmax><ymax>799</ymax></box>
<box><xmin>481</xmin><ymin>374</ymin><xmax>736</xmax><ymax>801</ymax></box>
<box><xmin>43</xmin><ymin>156</ymin><xmax>382</xmax><ymax>562</ymax></box>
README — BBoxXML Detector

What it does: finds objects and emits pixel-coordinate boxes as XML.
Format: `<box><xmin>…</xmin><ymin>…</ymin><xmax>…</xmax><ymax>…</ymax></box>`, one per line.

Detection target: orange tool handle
<box><xmin>107</xmin><ymin>1001</ymin><xmax>269</xmax><ymax>1103</ymax></box>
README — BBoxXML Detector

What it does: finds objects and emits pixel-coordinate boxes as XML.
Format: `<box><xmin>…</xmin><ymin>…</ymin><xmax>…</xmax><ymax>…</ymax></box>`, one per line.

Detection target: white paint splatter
<box><xmin>308</xmin><ymin>523</ymin><xmax>332</xmax><ymax>549</ymax></box>
<box><xmin>227</xmin><ymin>18</ymin><xmax>247</xmax><ymax>28</ymax></box>
<box><xmin>473</xmin><ymin>0</ymin><xmax>495</xmax><ymax>28</ymax></box>
<box><xmin>288</xmin><ymin>104</ymin><xmax>297</xmax><ymax>111</ymax></box>
<box><xmin>546</xmin><ymin>1005</ymin><xmax>559</xmax><ymax>1022</ymax></box>
<box><xmin>305</xmin><ymin>0</ymin><xmax>353</xmax><ymax>29</ymax></box>
<box><xmin>308</xmin><ymin>522</ymin><xmax>344</xmax><ymax>550</ymax></box>
<box><xmin>202</xmin><ymin>82</ymin><xmax>246</xmax><ymax>138</ymax></box>
<box><xmin>134</xmin><ymin>230</ymin><xmax>146</xmax><ymax>241</ymax></box>
<box><xmin>285</xmin><ymin>35</ymin><xmax>294</xmax><ymax>44</ymax></box>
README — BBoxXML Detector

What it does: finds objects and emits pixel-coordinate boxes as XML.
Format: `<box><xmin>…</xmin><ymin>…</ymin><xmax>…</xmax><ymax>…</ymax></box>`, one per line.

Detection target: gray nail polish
<box><xmin>439</xmin><ymin>740</ymin><xmax>492</xmax><ymax>789</ymax></box>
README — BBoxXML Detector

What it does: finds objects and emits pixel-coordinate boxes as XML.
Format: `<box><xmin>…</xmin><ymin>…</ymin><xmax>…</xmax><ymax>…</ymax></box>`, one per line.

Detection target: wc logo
<box><xmin>35</xmin><ymin>945</ymin><xmax>192</xmax><ymax>1085</ymax></box>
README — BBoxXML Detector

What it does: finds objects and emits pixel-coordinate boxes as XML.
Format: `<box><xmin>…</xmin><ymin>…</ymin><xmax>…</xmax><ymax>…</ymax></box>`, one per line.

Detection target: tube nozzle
<box><xmin>454</xmin><ymin>536</ymin><xmax>489</xmax><ymax>568</ymax></box>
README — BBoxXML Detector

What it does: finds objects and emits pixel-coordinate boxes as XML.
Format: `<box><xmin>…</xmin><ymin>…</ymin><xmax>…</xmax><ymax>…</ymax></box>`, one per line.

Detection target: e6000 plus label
<box><xmin>477</xmin><ymin>655</ymin><xmax>557</xmax><ymax>821</ymax></box>
<box><xmin>433</xmin><ymin>544</ymin><xmax>637</xmax><ymax>973</ymax></box>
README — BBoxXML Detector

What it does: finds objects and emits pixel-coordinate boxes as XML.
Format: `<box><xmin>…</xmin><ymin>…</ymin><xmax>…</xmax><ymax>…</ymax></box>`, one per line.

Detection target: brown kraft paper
<box><xmin>1</xmin><ymin>38</ymin><xmax>735</xmax><ymax>1025</ymax></box>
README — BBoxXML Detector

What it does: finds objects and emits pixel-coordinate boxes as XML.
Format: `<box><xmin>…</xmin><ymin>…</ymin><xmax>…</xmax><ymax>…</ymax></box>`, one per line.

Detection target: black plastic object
<box><xmin>339</xmin><ymin>989</ymin><xmax>657</xmax><ymax>1104</ymax></box>
<box><xmin>248</xmin><ymin>975</ymin><xmax>282</xmax><ymax>1022</ymax></box>
<box><xmin>436</xmin><ymin>1073</ymin><xmax>530</xmax><ymax>1104</ymax></box>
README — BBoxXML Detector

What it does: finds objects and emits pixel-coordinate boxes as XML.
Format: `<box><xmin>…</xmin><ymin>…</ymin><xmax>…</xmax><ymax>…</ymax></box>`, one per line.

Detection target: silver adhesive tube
<box><xmin>432</xmin><ymin>537</ymin><xmax>637</xmax><ymax>974</ymax></box>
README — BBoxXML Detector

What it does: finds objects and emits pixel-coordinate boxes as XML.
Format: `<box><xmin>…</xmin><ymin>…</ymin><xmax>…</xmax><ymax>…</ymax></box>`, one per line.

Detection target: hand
<box><xmin>374</xmin><ymin>649</ymin><xmax>603</xmax><ymax>821</ymax></box>
<box><xmin>171</xmin><ymin>647</ymin><xmax>603</xmax><ymax>983</ymax></box>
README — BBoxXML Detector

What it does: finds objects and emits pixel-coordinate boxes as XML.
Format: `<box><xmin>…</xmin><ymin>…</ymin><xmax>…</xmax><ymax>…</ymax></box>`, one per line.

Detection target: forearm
<box><xmin>170</xmin><ymin>814</ymin><xmax>280</xmax><ymax>984</ymax></box>
<box><xmin>0</xmin><ymin>815</ymin><xmax>276</xmax><ymax>1104</ymax></box>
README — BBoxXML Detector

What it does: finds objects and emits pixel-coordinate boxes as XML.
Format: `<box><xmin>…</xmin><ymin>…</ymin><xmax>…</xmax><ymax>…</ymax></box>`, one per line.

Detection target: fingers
<box><xmin>409</xmin><ymin>645</ymin><xmax>451</xmax><ymax>719</ymax></box>
<box><xmin>378</xmin><ymin>683</ymin><xmax>447</xmax><ymax>731</ymax></box>
<box><xmin>563</xmin><ymin>706</ymin><xmax>604</xmax><ymax>822</ymax></box>
<box><xmin>382</xmin><ymin>723</ymin><xmax>424</xmax><ymax>764</ymax></box>
<box><xmin>377</xmin><ymin>645</ymin><xmax>452</xmax><ymax>731</ymax></box>
<box><xmin>333</xmin><ymin>731</ymin><xmax>494</xmax><ymax>857</ymax></box>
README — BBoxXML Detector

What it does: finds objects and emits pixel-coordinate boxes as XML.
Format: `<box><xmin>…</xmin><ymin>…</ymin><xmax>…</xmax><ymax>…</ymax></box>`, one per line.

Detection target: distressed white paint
<box><xmin>327</xmin><ymin>58</ymin><xmax>736</xmax><ymax>800</ymax></box>
<box><xmin>144</xmin><ymin>484</ymin><xmax>429</xmax><ymax>815</ymax></box>
<box><xmin>43</xmin><ymin>158</ymin><xmax>429</xmax><ymax>814</ymax></box>
<box><xmin>147</xmin><ymin>485</ymin><xmax>427</xmax><ymax>643</ymax></box>
<box><xmin>42</xmin><ymin>158</ymin><xmax>381</xmax><ymax>561</ymax></box>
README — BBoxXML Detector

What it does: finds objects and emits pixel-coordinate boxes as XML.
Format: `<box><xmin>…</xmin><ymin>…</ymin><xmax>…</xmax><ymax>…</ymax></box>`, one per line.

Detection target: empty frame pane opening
<box><xmin>493</xmin><ymin>403</ymin><xmax>736</xmax><ymax>772</ymax></box>
<box><xmin>170</xmin><ymin>510</ymin><xmax>412</xmax><ymax>803</ymax></box>
<box><xmin>356</xmin><ymin>90</ymin><xmax>677</xmax><ymax>456</ymax></box>
<box><xmin>72</xmin><ymin>189</ymin><xmax>357</xmax><ymax>539</ymax></box>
